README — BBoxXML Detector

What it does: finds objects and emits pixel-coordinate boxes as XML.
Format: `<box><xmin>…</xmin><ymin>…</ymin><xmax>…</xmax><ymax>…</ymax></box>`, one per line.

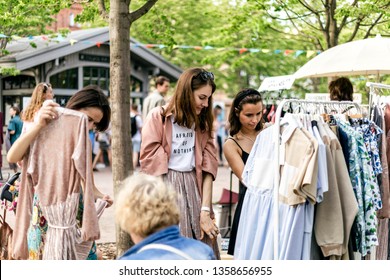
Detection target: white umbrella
<box><xmin>294</xmin><ymin>35</ymin><xmax>390</xmax><ymax>79</ymax></box>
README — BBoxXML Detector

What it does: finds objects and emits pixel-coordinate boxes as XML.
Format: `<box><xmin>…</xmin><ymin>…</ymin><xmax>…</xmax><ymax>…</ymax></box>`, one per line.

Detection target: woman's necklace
<box><xmin>239</xmin><ymin>131</ymin><xmax>256</xmax><ymax>143</ymax></box>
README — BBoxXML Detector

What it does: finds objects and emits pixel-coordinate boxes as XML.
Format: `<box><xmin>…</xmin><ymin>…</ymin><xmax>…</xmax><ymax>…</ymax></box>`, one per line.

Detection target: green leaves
<box><xmin>0</xmin><ymin>66</ymin><xmax>20</xmax><ymax>76</ymax></box>
<box><xmin>0</xmin><ymin>0</ymin><xmax>72</xmax><ymax>49</ymax></box>
<box><xmin>3</xmin><ymin>0</ymin><xmax>387</xmax><ymax>94</ymax></box>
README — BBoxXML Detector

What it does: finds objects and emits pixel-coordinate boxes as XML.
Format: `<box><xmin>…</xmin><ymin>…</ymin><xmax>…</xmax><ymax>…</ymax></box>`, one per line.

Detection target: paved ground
<box><xmin>92</xmin><ymin>164</ymin><xmax>239</xmax><ymax>243</ymax></box>
<box><xmin>1</xmin><ymin>151</ymin><xmax>239</xmax><ymax>258</ymax></box>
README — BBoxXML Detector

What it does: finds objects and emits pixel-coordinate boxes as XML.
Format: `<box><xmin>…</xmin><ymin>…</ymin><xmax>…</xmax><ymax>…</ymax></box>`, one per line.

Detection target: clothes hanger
<box><xmin>280</xmin><ymin>111</ymin><xmax>301</xmax><ymax>128</ymax></box>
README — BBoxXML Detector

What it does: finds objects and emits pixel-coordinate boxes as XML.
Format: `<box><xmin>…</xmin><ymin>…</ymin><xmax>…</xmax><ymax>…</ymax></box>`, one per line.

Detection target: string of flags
<box><xmin>131</xmin><ymin>43</ymin><xmax>321</xmax><ymax>58</ymax></box>
<box><xmin>0</xmin><ymin>33</ymin><xmax>322</xmax><ymax>58</ymax></box>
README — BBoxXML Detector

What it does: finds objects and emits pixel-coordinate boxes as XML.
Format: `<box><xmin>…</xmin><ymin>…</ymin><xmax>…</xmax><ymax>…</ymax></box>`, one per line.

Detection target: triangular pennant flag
<box><xmin>69</xmin><ymin>39</ymin><xmax>78</xmax><ymax>46</ymax></box>
<box><xmin>239</xmin><ymin>48</ymin><xmax>248</xmax><ymax>54</ymax></box>
<box><xmin>249</xmin><ymin>48</ymin><xmax>260</xmax><ymax>53</ymax></box>
<box><xmin>294</xmin><ymin>50</ymin><xmax>305</xmax><ymax>57</ymax></box>
<box><xmin>274</xmin><ymin>49</ymin><xmax>282</xmax><ymax>54</ymax></box>
<box><xmin>204</xmin><ymin>45</ymin><xmax>214</xmax><ymax>50</ymax></box>
<box><xmin>194</xmin><ymin>46</ymin><xmax>202</xmax><ymax>50</ymax></box>
<box><xmin>284</xmin><ymin>50</ymin><xmax>294</xmax><ymax>55</ymax></box>
<box><xmin>11</xmin><ymin>35</ymin><xmax>21</xmax><ymax>40</ymax></box>
<box><xmin>145</xmin><ymin>44</ymin><xmax>154</xmax><ymax>48</ymax></box>
<box><xmin>28</xmin><ymin>35</ymin><xmax>34</xmax><ymax>40</ymax></box>
<box><xmin>261</xmin><ymin>49</ymin><xmax>270</xmax><ymax>53</ymax></box>
<box><xmin>41</xmin><ymin>36</ymin><xmax>48</xmax><ymax>40</ymax></box>
<box><xmin>306</xmin><ymin>50</ymin><xmax>315</xmax><ymax>57</ymax></box>
<box><xmin>56</xmin><ymin>34</ymin><xmax>64</xmax><ymax>41</ymax></box>
<box><xmin>0</xmin><ymin>34</ymin><xmax>7</xmax><ymax>38</ymax></box>
<box><xmin>158</xmin><ymin>44</ymin><xmax>165</xmax><ymax>49</ymax></box>
<box><xmin>96</xmin><ymin>42</ymin><xmax>101</xmax><ymax>48</ymax></box>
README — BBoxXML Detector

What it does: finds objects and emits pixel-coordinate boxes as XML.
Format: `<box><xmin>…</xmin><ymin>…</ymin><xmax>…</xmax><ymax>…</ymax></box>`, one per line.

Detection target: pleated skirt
<box><xmin>165</xmin><ymin>169</ymin><xmax>220</xmax><ymax>259</ymax></box>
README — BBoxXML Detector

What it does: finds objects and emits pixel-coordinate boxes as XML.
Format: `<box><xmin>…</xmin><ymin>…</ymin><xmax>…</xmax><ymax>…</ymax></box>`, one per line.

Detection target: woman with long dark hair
<box><xmin>223</xmin><ymin>88</ymin><xmax>263</xmax><ymax>255</ymax></box>
<box><xmin>140</xmin><ymin>67</ymin><xmax>220</xmax><ymax>258</ymax></box>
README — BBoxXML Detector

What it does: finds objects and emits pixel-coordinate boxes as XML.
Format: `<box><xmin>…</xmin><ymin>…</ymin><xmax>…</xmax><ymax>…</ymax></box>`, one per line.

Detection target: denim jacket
<box><xmin>118</xmin><ymin>225</ymin><xmax>216</xmax><ymax>260</ymax></box>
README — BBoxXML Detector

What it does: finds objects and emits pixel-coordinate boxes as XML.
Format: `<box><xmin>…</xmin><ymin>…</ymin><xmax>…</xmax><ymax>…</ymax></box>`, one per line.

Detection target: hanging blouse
<box><xmin>350</xmin><ymin>119</ymin><xmax>383</xmax><ymax>212</ymax></box>
<box><xmin>235</xmin><ymin>120</ymin><xmax>318</xmax><ymax>260</ymax></box>
<box><xmin>350</xmin><ymin>118</ymin><xmax>383</xmax><ymax>177</ymax></box>
<box><xmin>314</xmin><ymin>120</ymin><xmax>358</xmax><ymax>259</ymax></box>
<box><xmin>12</xmin><ymin>108</ymin><xmax>99</xmax><ymax>260</ymax></box>
<box><xmin>337</xmin><ymin>120</ymin><xmax>381</xmax><ymax>256</ymax></box>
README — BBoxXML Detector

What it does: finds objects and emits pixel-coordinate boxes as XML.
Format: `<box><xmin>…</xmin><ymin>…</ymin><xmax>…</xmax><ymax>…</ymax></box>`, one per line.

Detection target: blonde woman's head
<box><xmin>22</xmin><ymin>83</ymin><xmax>53</xmax><ymax>122</ymax></box>
<box><xmin>115</xmin><ymin>174</ymin><xmax>179</xmax><ymax>240</ymax></box>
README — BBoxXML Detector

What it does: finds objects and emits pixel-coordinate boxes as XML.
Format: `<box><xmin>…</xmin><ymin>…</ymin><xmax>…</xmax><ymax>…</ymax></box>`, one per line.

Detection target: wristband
<box><xmin>201</xmin><ymin>206</ymin><xmax>210</xmax><ymax>212</ymax></box>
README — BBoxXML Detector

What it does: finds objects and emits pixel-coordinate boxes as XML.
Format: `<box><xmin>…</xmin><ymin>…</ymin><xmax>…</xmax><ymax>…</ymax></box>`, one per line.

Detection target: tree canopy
<box><xmin>2</xmin><ymin>0</ymin><xmax>389</xmax><ymax>93</ymax></box>
<box><xmin>0</xmin><ymin>0</ymin><xmax>72</xmax><ymax>50</ymax></box>
<box><xmin>127</xmin><ymin>0</ymin><xmax>390</xmax><ymax>96</ymax></box>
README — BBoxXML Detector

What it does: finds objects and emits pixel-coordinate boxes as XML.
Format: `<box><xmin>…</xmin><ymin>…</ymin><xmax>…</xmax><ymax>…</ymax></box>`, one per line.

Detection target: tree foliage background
<box><xmin>2</xmin><ymin>0</ymin><xmax>389</xmax><ymax>96</ymax></box>
<box><xmin>0</xmin><ymin>0</ymin><xmax>73</xmax><ymax>51</ymax></box>
<box><xmin>128</xmin><ymin>0</ymin><xmax>390</xmax><ymax>97</ymax></box>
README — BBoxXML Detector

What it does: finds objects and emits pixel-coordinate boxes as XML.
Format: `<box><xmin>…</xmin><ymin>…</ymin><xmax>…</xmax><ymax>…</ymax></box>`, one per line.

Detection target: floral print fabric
<box><xmin>337</xmin><ymin>119</ymin><xmax>383</xmax><ymax>256</ymax></box>
<box><xmin>26</xmin><ymin>192</ymin><xmax>97</xmax><ymax>260</ymax></box>
<box><xmin>350</xmin><ymin>119</ymin><xmax>383</xmax><ymax>209</ymax></box>
<box><xmin>27</xmin><ymin>193</ymin><xmax>48</xmax><ymax>260</ymax></box>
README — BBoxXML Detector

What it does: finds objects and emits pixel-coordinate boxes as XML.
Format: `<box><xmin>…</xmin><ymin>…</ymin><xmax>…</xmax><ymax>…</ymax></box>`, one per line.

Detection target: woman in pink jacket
<box><xmin>140</xmin><ymin>67</ymin><xmax>220</xmax><ymax>259</ymax></box>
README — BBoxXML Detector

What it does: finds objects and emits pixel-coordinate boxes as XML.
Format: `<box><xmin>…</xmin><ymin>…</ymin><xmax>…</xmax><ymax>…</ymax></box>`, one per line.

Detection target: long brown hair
<box><xmin>22</xmin><ymin>83</ymin><xmax>52</xmax><ymax>122</ymax></box>
<box><xmin>163</xmin><ymin>67</ymin><xmax>216</xmax><ymax>137</ymax></box>
<box><xmin>228</xmin><ymin>88</ymin><xmax>263</xmax><ymax>136</ymax></box>
<box><xmin>66</xmin><ymin>85</ymin><xmax>111</xmax><ymax>131</ymax></box>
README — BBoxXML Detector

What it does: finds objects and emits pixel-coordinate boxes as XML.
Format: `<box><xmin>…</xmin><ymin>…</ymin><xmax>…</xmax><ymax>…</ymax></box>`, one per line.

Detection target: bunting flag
<box><xmin>0</xmin><ymin>32</ymin><xmax>322</xmax><ymax>58</ymax></box>
<box><xmin>239</xmin><ymin>48</ymin><xmax>248</xmax><ymax>54</ymax></box>
<box><xmin>306</xmin><ymin>50</ymin><xmax>316</xmax><ymax>57</ymax></box>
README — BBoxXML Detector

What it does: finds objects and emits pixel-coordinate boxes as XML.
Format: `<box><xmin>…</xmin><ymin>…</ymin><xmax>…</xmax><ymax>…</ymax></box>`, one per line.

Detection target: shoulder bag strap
<box><xmin>137</xmin><ymin>243</ymin><xmax>193</xmax><ymax>260</ymax></box>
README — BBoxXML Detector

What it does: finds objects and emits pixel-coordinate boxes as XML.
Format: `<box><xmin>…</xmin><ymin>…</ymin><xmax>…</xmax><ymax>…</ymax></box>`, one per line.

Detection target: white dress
<box><xmin>234</xmin><ymin>122</ymin><xmax>319</xmax><ymax>260</ymax></box>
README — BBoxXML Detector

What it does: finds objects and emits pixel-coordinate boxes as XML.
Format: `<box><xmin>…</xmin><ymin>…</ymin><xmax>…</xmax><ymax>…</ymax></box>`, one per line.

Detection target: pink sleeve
<box><xmin>140</xmin><ymin>107</ymin><xmax>169</xmax><ymax>176</ymax></box>
<box><xmin>72</xmin><ymin>115</ymin><xmax>100</xmax><ymax>241</ymax></box>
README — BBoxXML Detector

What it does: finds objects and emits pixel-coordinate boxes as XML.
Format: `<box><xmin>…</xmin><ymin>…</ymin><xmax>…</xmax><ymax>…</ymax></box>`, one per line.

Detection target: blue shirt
<box><xmin>118</xmin><ymin>225</ymin><xmax>216</xmax><ymax>260</ymax></box>
<box><xmin>89</xmin><ymin>130</ymin><xmax>95</xmax><ymax>151</ymax></box>
<box><xmin>8</xmin><ymin>115</ymin><xmax>23</xmax><ymax>145</ymax></box>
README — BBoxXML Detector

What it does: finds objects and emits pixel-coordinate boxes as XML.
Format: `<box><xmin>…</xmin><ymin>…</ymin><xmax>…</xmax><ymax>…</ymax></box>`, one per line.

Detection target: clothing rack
<box><xmin>366</xmin><ymin>82</ymin><xmax>390</xmax><ymax>120</ymax></box>
<box><xmin>272</xmin><ymin>99</ymin><xmax>361</xmax><ymax>260</ymax></box>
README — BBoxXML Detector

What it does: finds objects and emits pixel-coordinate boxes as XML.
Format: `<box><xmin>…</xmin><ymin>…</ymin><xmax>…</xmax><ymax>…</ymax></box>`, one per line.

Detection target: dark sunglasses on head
<box><xmin>43</xmin><ymin>83</ymin><xmax>52</xmax><ymax>93</ymax></box>
<box><xmin>196</xmin><ymin>71</ymin><xmax>214</xmax><ymax>81</ymax></box>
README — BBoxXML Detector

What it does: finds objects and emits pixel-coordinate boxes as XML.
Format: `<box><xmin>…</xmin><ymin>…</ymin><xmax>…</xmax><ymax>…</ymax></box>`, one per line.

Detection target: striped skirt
<box><xmin>165</xmin><ymin>169</ymin><xmax>220</xmax><ymax>259</ymax></box>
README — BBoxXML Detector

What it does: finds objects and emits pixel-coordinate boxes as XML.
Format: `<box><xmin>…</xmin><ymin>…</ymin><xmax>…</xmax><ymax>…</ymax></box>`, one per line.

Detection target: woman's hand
<box><xmin>7</xmin><ymin>102</ymin><xmax>59</xmax><ymax>164</ymax></box>
<box><xmin>200</xmin><ymin>210</ymin><xmax>219</xmax><ymax>240</ymax></box>
<box><xmin>101</xmin><ymin>194</ymin><xmax>113</xmax><ymax>208</ymax></box>
<box><xmin>37</xmin><ymin>102</ymin><xmax>59</xmax><ymax>127</ymax></box>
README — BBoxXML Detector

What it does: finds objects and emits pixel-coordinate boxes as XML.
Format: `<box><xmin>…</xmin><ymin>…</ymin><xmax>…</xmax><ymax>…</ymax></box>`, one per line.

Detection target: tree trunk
<box><xmin>109</xmin><ymin>0</ymin><xmax>134</xmax><ymax>257</ymax></box>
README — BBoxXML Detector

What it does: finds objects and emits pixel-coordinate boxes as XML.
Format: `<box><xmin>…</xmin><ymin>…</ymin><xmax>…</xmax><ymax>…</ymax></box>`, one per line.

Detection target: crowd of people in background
<box><xmin>0</xmin><ymin>73</ymin><xmax>359</xmax><ymax>260</ymax></box>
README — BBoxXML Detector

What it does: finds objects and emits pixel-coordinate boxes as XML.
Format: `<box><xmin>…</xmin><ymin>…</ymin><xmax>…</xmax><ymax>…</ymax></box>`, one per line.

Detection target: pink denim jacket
<box><xmin>140</xmin><ymin>106</ymin><xmax>218</xmax><ymax>197</ymax></box>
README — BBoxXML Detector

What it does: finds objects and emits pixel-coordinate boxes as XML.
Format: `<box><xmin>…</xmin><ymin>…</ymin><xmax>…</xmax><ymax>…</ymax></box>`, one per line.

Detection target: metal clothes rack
<box><xmin>366</xmin><ymin>82</ymin><xmax>390</xmax><ymax>120</ymax></box>
<box><xmin>272</xmin><ymin>99</ymin><xmax>361</xmax><ymax>260</ymax></box>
